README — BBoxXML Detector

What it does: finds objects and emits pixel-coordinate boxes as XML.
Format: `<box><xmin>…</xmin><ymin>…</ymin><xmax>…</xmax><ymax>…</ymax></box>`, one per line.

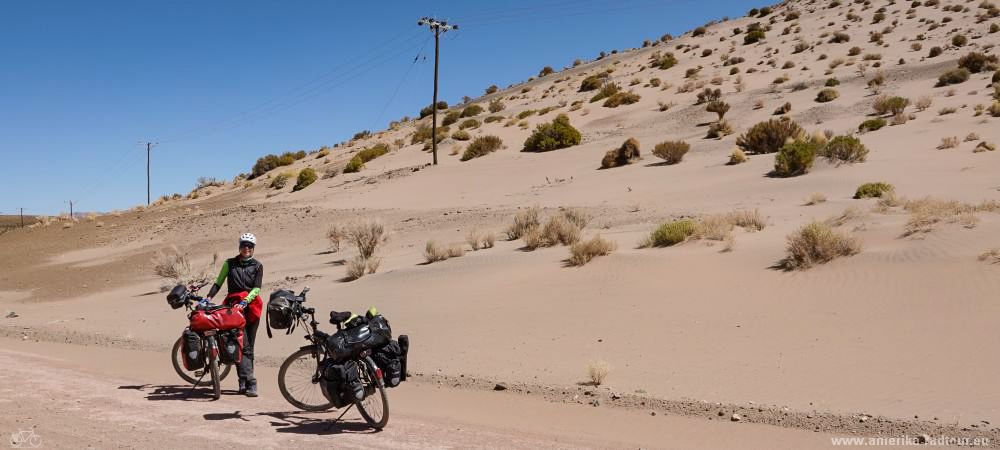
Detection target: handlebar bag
<box><xmin>190</xmin><ymin>307</ymin><xmax>246</xmax><ymax>332</ymax></box>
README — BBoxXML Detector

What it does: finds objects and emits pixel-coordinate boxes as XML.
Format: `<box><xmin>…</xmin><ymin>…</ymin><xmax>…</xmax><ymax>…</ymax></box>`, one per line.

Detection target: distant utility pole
<box><xmin>66</xmin><ymin>200</ymin><xmax>75</xmax><ymax>218</ymax></box>
<box><xmin>143</xmin><ymin>142</ymin><xmax>158</xmax><ymax>205</ymax></box>
<box><xmin>417</xmin><ymin>17</ymin><xmax>458</xmax><ymax>166</ymax></box>
<box><xmin>20</xmin><ymin>207</ymin><xmax>24</xmax><ymax>228</ymax></box>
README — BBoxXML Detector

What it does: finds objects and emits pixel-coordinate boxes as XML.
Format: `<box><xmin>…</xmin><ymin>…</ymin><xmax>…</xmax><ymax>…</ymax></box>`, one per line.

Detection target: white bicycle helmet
<box><xmin>239</xmin><ymin>233</ymin><xmax>257</xmax><ymax>245</ymax></box>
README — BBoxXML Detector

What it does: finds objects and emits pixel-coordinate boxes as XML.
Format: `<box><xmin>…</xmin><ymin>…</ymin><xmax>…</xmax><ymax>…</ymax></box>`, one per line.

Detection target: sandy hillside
<box><xmin>4</xmin><ymin>0</ymin><xmax>1000</xmax><ymax>447</ymax></box>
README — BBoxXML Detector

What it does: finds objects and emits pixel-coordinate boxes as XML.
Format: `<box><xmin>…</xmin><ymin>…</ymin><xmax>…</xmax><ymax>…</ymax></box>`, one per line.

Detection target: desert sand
<box><xmin>4</xmin><ymin>0</ymin><xmax>1000</xmax><ymax>447</ymax></box>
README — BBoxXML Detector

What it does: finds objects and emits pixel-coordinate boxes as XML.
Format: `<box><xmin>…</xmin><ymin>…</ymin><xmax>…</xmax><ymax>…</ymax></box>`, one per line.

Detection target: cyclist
<box><xmin>207</xmin><ymin>232</ymin><xmax>264</xmax><ymax>397</ymax></box>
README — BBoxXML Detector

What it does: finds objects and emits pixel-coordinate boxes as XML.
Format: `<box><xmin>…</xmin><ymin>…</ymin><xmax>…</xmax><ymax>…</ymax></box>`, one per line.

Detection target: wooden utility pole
<box><xmin>417</xmin><ymin>17</ymin><xmax>458</xmax><ymax>166</ymax></box>
<box><xmin>20</xmin><ymin>207</ymin><xmax>23</xmax><ymax>228</ymax></box>
<box><xmin>144</xmin><ymin>142</ymin><xmax>157</xmax><ymax>205</ymax></box>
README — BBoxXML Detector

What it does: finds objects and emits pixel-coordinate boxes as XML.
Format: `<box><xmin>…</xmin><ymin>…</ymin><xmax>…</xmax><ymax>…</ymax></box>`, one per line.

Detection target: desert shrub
<box><xmin>875</xmin><ymin>96</ymin><xmax>909</xmax><ymax>115</ymax></box>
<box><xmin>343</xmin><ymin>155</ymin><xmax>364</xmax><ymax>173</ymax></box>
<box><xmin>484</xmin><ymin>115</ymin><xmax>503</xmax><ymax>124</ymax></box>
<box><xmin>848</xmin><ymin>46</ymin><xmax>862</xmax><ymax>56</ymax></box>
<box><xmin>603</xmin><ymin>91</ymin><xmax>641</xmax><ymax>107</ymax></box>
<box><xmin>341</xmin><ymin>219</ymin><xmax>386</xmax><ymax>260</ymax></box>
<box><xmin>356</xmin><ymin>143</ymin><xmax>389</xmax><ymax>163</ymax></box>
<box><xmin>793</xmin><ymin>42</ymin><xmax>809</xmax><ymax>53</ymax></box>
<box><xmin>736</xmin><ymin>119</ymin><xmax>806</xmax><ymax>154</ymax></box>
<box><xmin>569</xmin><ymin>235</ymin><xmax>616</xmax><ymax>266</ymax></box>
<box><xmin>994</xmin><ymin>70</ymin><xmax>1000</xmax><ymax>84</ymax></box>
<box><xmin>461</xmin><ymin>104</ymin><xmax>484</xmax><ymax>117</ymax></box>
<box><xmin>507</xmin><ymin>207</ymin><xmax>541</xmax><ymax>240</ymax></box>
<box><xmin>527</xmin><ymin>215</ymin><xmax>582</xmax><ymax>248</ymax></box>
<box><xmin>410</xmin><ymin>124</ymin><xmax>447</xmax><ymax>145</ymax></box>
<box><xmin>858</xmin><ymin>118</ymin><xmax>887</xmax><ymax>132</ymax></box>
<box><xmin>992</xmin><ymin>23</ymin><xmax>1000</xmax><ymax>34</ymax></box>
<box><xmin>517</xmin><ymin>110</ymin><xmax>537</xmax><ymax>120</ymax></box>
<box><xmin>693</xmin><ymin>26</ymin><xmax>707</xmax><ymax>36</ymax></box>
<box><xmin>744</xmin><ymin>29</ymin><xmax>766</xmax><ymax>44</ymax></box>
<box><xmin>442</xmin><ymin>111</ymin><xmax>461</xmax><ymax>126</ymax></box>
<box><xmin>830</xmin><ymin>31</ymin><xmax>851</xmax><ymax>43</ymax></box>
<box><xmin>587</xmin><ymin>360</ymin><xmax>611</xmax><ymax>386</ymax></box>
<box><xmin>250</xmin><ymin>153</ymin><xmax>295</xmax><ymax>178</ymax></box>
<box><xmin>522</xmin><ymin>114</ymin><xmax>582</xmax><ymax>152</ymax></box>
<box><xmin>419</xmin><ymin>101</ymin><xmax>448</xmax><ymax>118</ymax></box>
<box><xmin>458</xmin><ymin>118</ymin><xmax>481</xmax><ymax>130</ymax></box>
<box><xmin>423</xmin><ymin>240</ymin><xmax>450</xmax><ymax>263</ymax></box>
<box><xmin>652</xmin><ymin>140</ymin><xmax>689</xmax><ymax>164</ymax></box>
<box><xmin>957</xmin><ymin>52</ymin><xmax>999</xmax><ymax>73</ymax></box>
<box><xmin>590</xmin><ymin>83</ymin><xmax>621</xmax><ymax>103</ymax></box>
<box><xmin>773</xmin><ymin>102</ymin><xmax>792</xmax><ymax>115</ymax></box>
<box><xmin>539</xmin><ymin>66</ymin><xmax>555</xmax><ymax>77</ymax></box>
<box><xmin>854</xmin><ymin>182</ymin><xmax>894</xmax><ymax>198</ymax></box>
<box><xmin>270</xmin><ymin>171</ymin><xmax>294</xmax><ymax>189</ymax></box>
<box><xmin>825</xmin><ymin>78</ymin><xmax>840</xmax><ymax>87</ymax></box>
<box><xmin>466</xmin><ymin>229</ymin><xmax>496</xmax><ymax>251</ymax></box>
<box><xmin>781</xmin><ymin>221</ymin><xmax>861</xmax><ymax>269</ymax></box>
<box><xmin>821</xmin><ymin>136</ymin><xmax>869</xmax><ymax>164</ymax></box>
<box><xmin>705</xmin><ymin>100</ymin><xmax>730</xmax><ymax>120</ymax></box>
<box><xmin>451</xmin><ymin>130</ymin><xmax>471</xmax><ymax>141</ymax></box>
<box><xmin>645</xmin><ymin>219</ymin><xmax>696</xmax><ymax>247</ymax></box>
<box><xmin>728</xmin><ymin>148</ymin><xmax>748</xmax><ymax>165</ymax></box>
<box><xmin>816</xmin><ymin>88</ymin><xmax>840</xmax><ymax>103</ymax></box>
<box><xmin>806</xmin><ymin>193</ymin><xmax>827</xmax><ymax>205</ymax></box>
<box><xmin>461</xmin><ymin>135</ymin><xmax>503</xmax><ymax>161</ymax></box>
<box><xmin>952</xmin><ymin>34</ymin><xmax>968</xmax><ymax>46</ymax></box>
<box><xmin>600</xmin><ymin>138</ymin><xmax>641</xmax><ymax>169</ymax></box>
<box><xmin>774</xmin><ymin>140</ymin><xmax>818</xmax><ymax>177</ymax></box>
<box><xmin>914</xmin><ymin>96</ymin><xmax>933</xmax><ymax>111</ymax></box>
<box><xmin>152</xmin><ymin>247</ymin><xmax>218</xmax><ymax>291</ymax></box>
<box><xmin>938</xmin><ymin>136</ymin><xmax>960</xmax><ymax>149</ymax></box>
<box><xmin>579</xmin><ymin>73</ymin><xmax>608</xmax><ymax>92</ymax></box>
<box><xmin>696</xmin><ymin>88</ymin><xmax>722</xmax><ymax>104</ymax></box>
<box><xmin>928</xmin><ymin>46</ymin><xmax>943</xmax><ymax>58</ymax></box>
<box><xmin>292</xmin><ymin>168</ymin><xmax>317</xmax><ymax>191</ymax></box>
<box><xmin>649</xmin><ymin>52</ymin><xmax>678</xmax><ymax>71</ymax></box>
<box><xmin>488</xmin><ymin>98</ymin><xmax>506</xmax><ymax>113</ymax></box>
<box><xmin>485</xmin><ymin>85</ymin><xmax>498</xmax><ymax>94</ymax></box>
<box><xmin>975</xmin><ymin>141</ymin><xmax>997</xmax><ymax>152</ymax></box>
<box><xmin>706</xmin><ymin>120</ymin><xmax>734</xmax><ymax>139</ymax></box>
<box><xmin>990</xmin><ymin>101</ymin><xmax>1000</xmax><ymax>117</ymax></box>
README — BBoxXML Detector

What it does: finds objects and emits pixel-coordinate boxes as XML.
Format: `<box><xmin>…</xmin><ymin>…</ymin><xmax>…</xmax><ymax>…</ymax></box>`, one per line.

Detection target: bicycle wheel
<box><xmin>207</xmin><ymin>337</ymin><xmax>221</xmax><ymax>400</ymax></box>
<box><xmin>278</xmin><ymin>348</ymin><xmax>334</xmax><ymax>411</ymax></box>
<box><xmin>171</xmin><ymin>336</ymin><xmax>232</xmax><ymax>386</ymax></box>
<box><xmin>355</xmin><ymin>358</ymin><xmax>389</xmax><ymax>429</ymax></box>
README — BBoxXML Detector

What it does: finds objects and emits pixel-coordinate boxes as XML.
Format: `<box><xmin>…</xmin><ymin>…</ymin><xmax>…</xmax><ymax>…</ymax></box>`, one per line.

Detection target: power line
<box><xmin>369</xmin><ymin>35</ymin><xmax>432</xmax><ymax>133</ymax></box>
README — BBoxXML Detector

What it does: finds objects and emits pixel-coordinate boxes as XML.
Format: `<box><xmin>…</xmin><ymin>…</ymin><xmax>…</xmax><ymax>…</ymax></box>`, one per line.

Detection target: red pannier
<box><xmin>190</xmin><ymin>307</ymin><xmax>246</xmax><ymax>332</ymax></box>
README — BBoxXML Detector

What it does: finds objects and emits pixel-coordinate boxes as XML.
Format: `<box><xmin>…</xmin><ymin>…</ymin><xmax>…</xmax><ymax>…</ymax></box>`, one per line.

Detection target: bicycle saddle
<box><xmin>329</xmin><ymin>310</ymin><xmax>352</xmax><ymax>324</ymax></box>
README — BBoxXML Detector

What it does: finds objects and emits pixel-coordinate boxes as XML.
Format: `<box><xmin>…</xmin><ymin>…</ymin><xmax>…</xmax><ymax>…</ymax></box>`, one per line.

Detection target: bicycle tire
<box><xmin>278</xmin><ymin>348</ymin><xmax>335</xmax><ymax>411</ymax></box>
<box><xmin>171</xmin><ymin>336</ymin><xmax>232</xmax><ymax>386</ymax></box>
<box><xmin>208</xmin><ymin>337</ymin><xmax>221</xmax><ymax>400</ymax></box>
<box><xmin>354</xmin><ymin>358</ymin><xmax>389</xmax><ymax>429</ymax></box>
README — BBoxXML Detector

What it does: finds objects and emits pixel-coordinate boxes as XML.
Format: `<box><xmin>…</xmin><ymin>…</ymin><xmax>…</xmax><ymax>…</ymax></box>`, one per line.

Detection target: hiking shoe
<box><xmin>238</xmin><ymin>380</ymin><xmax>247</xmax><ymax>395</ymax></box>
<box><xmin>246</xmin><ymin>382</ymin><xmax>258</xmax><ymax>397</ymax></box>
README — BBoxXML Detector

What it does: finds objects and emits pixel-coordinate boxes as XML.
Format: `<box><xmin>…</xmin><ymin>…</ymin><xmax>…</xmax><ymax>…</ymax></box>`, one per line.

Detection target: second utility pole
<box><xmin>417</xmin><ymin>17</ymin><xmax>458</xmax><ymax>166</ymax></box>
<box><xmin>144</xmin><ymin>142</ymin><xmax>157</xmax><ymax>205</ymax></box>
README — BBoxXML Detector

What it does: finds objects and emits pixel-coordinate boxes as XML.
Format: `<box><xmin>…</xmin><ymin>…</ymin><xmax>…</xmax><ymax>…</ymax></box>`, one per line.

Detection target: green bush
<box><xmin>692</xmin><ymin>26</ymin><xmax>706</xmax><ymax>36</ymax></box>
<box><xmin>485</xmin><ymin>85</ymin><xmax>498</xmax><ymax>94</ymax></box>
<box><xmin>706</xmin><ymin>100</ymin><xmax>730</xmax><ymax>120</ymax></box>
<box><xmin>820</xmin><ymin>135</ymin><xmax>869</xmax><ymax>164</ymax></box>
<box><xmin>539</xmin><ymin>66</ymin><xmax>555</xmax><ymax>77</ymax></box>
<box><xmin>650</xmin><ymin>53</ymin><xmax>678</xmax><ymax>70</ymax></box>
<box><xmin>816</xmin><ymin>88</ymin><xmax>840</xmax><ymax>102</ymax></box>
<box><xmin>854</xmin><ymin>182</ymin><xmax>894</xmax><ymax>199</ymax></box>
<box><xmin>884</xmin><ymin>96</ymin><xmax>909</xmax><ymax>115</ymax></box>
<box><xmin>774</xmin><ymin>140</ymin><xmax>818</xmax><ymax>177</ymax></box>
<box><xmin>848</xmin><ymin>46</ymin><xmax>862</xmax><ymax>56</ymax></box>
<box><xmin>484</xmin><ymin>115</ymin><xmax>504</xmax><ymax>123</ymax></box>
<box><xmin>590</xmin><ymin>83</ymin><xmax>621</xmax><ymax>103</ymax></box>
<box><xmin>293</xmin><ymin>168</ymin><xmax>317</xmax><ymax>191</ymax></box>
<box><xmin>461</xmin><ymin>104</ymin><xmax>484</xmax><ymax>117</ymax></box>
<box><xmin>600</xmin><ymin>138</ymin><xmax>641</xmax><ymax>169</ymax></box>
<box><xmin>458</xmin><ymin>118</ymin><xmax>481</xmax><ymax>130</ymax></box>
<box><xmin>522</xmin><ymin>114</ymin><xmax>582</xmax><ymax>152</ymax></box>
<box><xmin>858</xmin><ymin>118</ymin><xmax>887</xmax><ymax>132</ymax></box>
<box><xmin>517</xmin><ymin>109</ymin><xmax>537</xmax><ymax>120</ymax></box>
<box><xmin>957</xmin><ymin>52</ymin><xmax>999</xmax><ymax>73</ymax></box>
<box><xmin>410</xmin><ymin>124</ymin><xmax>447</xmax><ymax>145</ymax></box>
<box><xmin>442</xmin><ymin>110</ymin><xmax>461</xmax><ymax>126</ymax></box>
<box><xmin>928</xmin><ymin>46</ymin><xmax>943</xmax><ymax>58</ymax></box>
<box><xmin>603</xmin><ymin>91</ymin><xmax>641</xmax><ymax>108</ymax></box>
<box><xmin>952</xmin><ymin>34</ymin><xmax>968</xmax><ymax>46</ymax></box>
<box><xmin>744</xmin><ymin>30</ymin><xmax>766</xmax><ymax>45</ymax></box>
<box><xmin>936</xmin><ymin>68</ymin><xmax>970</xmax><ymax>86</ymax></box>
<box><xmin>993</xmin><ymin>70</ymin><xmax>1000</xmax><ymax>84</ymax></box>
<box><xmin>461</xmin><ymin>135</ymin><xmax>504</xmax><ymax>161</ymax></box>
<box><xmin>736</xmin><ymin>119</ymin><xmax>806</xmax><ymax>154</ymax></box>
<box><xmin>270</xmin><ymin>171</ymin><xmax>293</xmax><ymax>189</ymax></box>
<box><xmin>419</xmin><ymin>101</ymin><xmax>448</xmax><ymax>118</ymax></box>
<box><xmin>452</xmin><ymin>130</ymin><xmax>471</xmax><ymax>141</ymax></box>
<box><xmin>825</xmin><ymin>78</ymin><xmax>840</xmax><ymax>87</ymax></box>
<box><xmin>356</xmin><ymin>143</ymin><xmax>389</xmax><ymax>163</ymax></box>
<box><xmin>647</xmin><ymin>220</ymin><xmax>696</xmax><ymax>247</ymax></box>
<box><xmin>251</xmin><ymin>154</ymin><xmax>295</xmax><ymax>178</ymax></box>
<box><xmin>343</xmin><ymin>155</ymin><xmax>364</xmax><ymax>173</ymax></box>
<box><xmin>696</xmin><ymin>88</ymin><xmax>722</xmax><ymax>104</ymax></box>
<box><xmin>652</xmin><ymin>140</ymin><xmax>689</xmax><ymax>164</ymax></box>
<box><xmin>580</xmin><ymin>73</ymin><xmax>610</xmax><ymax>91</ymax></box>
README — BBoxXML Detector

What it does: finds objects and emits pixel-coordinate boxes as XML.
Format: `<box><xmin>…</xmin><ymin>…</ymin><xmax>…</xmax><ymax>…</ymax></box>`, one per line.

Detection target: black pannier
<box><xmin>267</xmin><ymin>290</ymin><xmax>296</xmax><ymax>330</ymax></box>
<box><xmin>181</xmin><ymin>329</ymin><xmax>204</xmax><ymax>370</ymax></box>
<box><xmin>167</xmin><ymin>285</ymin><xmax>188</xmax><ymax>309</ymax></box>
<box><xmin>326</xmin><ymin>322</ymin><xmax>390</xmax><ymax>361</ymax></box>
<box><xmin>218</xmin><ymin>329</ymin><xmax>243</xmax><ymax>365</ymax></box>
<box><xmin>372</xmin><ymin>339</ymin><xmax>405</xmax><ymax>388</ymax></box>
<box><xmin>320</xmin><ymin>359</ymin><xmax>364</xmax><ymax>407</ymax></box>
<box><xmin>368</xmin><ymin>314</ymin><xmax>392</xmax><ymax>342</ymax></box>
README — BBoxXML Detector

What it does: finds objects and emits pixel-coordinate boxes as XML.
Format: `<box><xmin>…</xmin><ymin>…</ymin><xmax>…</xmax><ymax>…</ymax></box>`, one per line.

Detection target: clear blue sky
<box><xmin>0</xmin><ymin>0</ymin><xmax>760</xmax><ymax>215</ymax></box>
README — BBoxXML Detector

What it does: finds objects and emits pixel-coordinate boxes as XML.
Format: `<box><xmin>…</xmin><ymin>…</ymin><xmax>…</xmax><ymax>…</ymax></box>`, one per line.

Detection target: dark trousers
<box><xmin>238</xmin><ymin>319</ymin><xmax>259</xmax><ymax>385</ymax></box>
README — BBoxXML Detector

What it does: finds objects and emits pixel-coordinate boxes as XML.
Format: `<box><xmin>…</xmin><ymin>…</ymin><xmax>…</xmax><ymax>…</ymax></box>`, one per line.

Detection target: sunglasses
<box><xmin>239</xmin><ymin>242</ymin><xmax>255</xmax><ymax>249</ymax></box>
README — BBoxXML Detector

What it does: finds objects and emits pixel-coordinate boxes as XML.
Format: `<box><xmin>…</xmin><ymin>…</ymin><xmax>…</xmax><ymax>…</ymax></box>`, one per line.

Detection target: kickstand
<box><xmin>188</xmin><ymin>371</ymin><xmax>208</xmax><ymax>398</ymax></box>
<box><xmin>325</xmin><ymin>404</ymin><xmax>355</xmax><ymax>431</ymax></box>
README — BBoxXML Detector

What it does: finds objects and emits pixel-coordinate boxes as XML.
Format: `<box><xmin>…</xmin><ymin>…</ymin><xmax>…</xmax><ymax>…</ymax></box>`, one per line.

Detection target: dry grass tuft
<box><xmin>587</xmin><ymin>360</ymin><xmax>611</xmax><ymax>386</ymax></box>
<box><xmin>152</xmin><ymin>247</ymin><xmax>219</xmax><ymax>292</ymax></box>
<box><xmin>424</xmin><ymin>240</ymin><xmax>450</xmax><ymax>263</ymax></box>
<box><xmin>568</xmin><ymin>235</ymin><xmax>616</xmax><ymax>266</ymax></box>
<box><xmin>341</xmin><ymin>219</ymin><xmax>387</xmax><ymax>259</ymax></box>
<box><xmin>781</xmin><ymin>221</ymin><xmax>861</xmax><ymax>270</ymax></box>
<box><xmin>466</xmin><ymin>229</ymin><xmax>496</xmax><ymax>251</ymax></box>
<box><xmin>805</xmin><ymin>193</ymin><xmax>827</xmax><ymax>205</ymax></box>
<box><xmin>979</xmin><ymin>249</ymin><xmax>1000</xmax><ymax>264</ymax></box>
<box><xmin>346</xmin><ymin>256</ymin><xmax>381</xmax><ymax>280</ymax></box>
<box><xmin>507</xmin><ymin>207</ymin><xmax>540</xmax><ymax>240</ymax></box>
<box><xmin>938</xmin><ymin>136</ymin><xmax>960</xmax><ymax>149</ymax></box>
<box><xmin>902</xmin><ymin>197</ymin><xmax>982</xmax><ymax>235</ymax></box>
<box><xmin>826</xmin><ymin>206</ymin><xmax>864</xmax><ymax>228</ymax></box>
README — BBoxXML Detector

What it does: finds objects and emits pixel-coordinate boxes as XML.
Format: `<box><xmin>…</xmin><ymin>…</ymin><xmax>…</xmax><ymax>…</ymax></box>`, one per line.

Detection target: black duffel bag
<box><xmin>326</xmin><ymin>321</ymin><xmax>390</xmax><ymax>361</ymax></box>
